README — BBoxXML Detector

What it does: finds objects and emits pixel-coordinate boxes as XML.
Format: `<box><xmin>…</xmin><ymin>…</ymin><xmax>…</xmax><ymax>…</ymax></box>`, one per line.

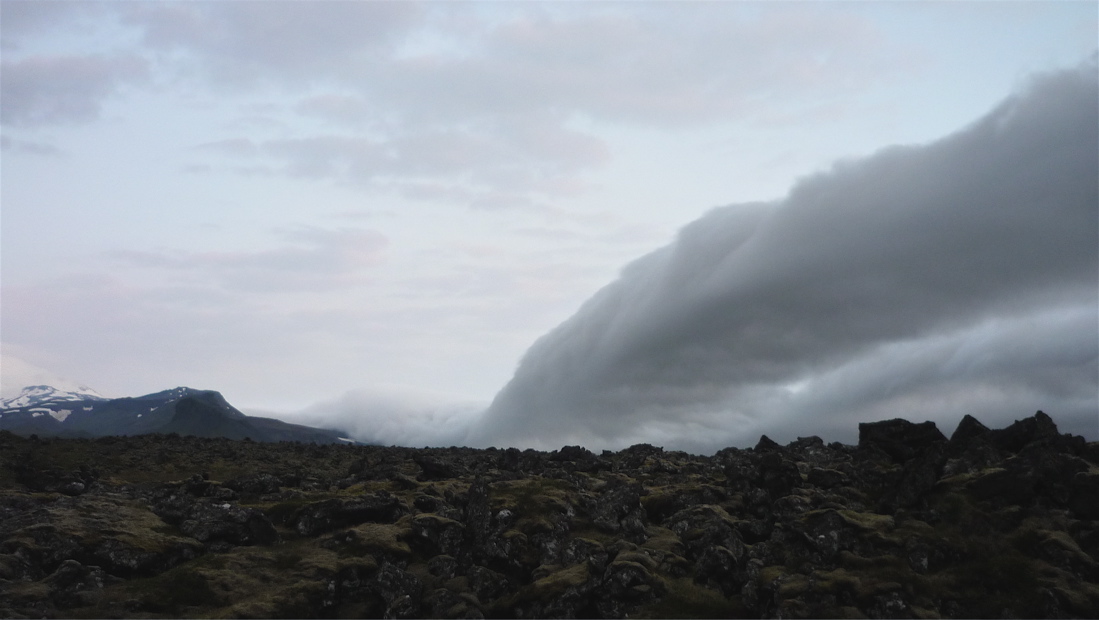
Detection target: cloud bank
<box><xmin>466</xmin><ymin>61</ymin><xmax>1099</xmax><ymax>453</ymax></box>
<box><xmin>288</xmin><ymin>389</ymin><xmax>483</xmax><ymax>448</ymax></box>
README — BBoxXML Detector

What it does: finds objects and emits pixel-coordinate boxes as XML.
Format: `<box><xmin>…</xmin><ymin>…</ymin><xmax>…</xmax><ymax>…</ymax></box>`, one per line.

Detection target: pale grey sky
<box><xmin>2</xmin><ymin>1</ymin><xmax>1096</xmax><ymax>449</ymax></box>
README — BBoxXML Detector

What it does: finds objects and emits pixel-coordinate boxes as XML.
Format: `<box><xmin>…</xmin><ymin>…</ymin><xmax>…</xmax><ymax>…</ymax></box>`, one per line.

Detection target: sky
<box><xmin>2</xmin><ymin>1</ymin><xmax>1096</xmax><ymax>451</ymax></box>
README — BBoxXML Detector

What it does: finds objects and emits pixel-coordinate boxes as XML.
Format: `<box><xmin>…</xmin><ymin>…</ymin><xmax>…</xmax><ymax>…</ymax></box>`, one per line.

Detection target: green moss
<box><xmin>760</xmin><ymin>564</ymin><xmax>787</xmax><ymax>584</ymax></box>
<box><xmin>776</xmin><ymin>573</ymin><xmax>810</xmax><ymax>598</ymax></box>
<box><xmin>334</xmin><ymin>522</ymin><xmax>411</xmax><ymax>559</ymax></box>
<box><xmin>855</xmin><ymin>579</ymin><xmax>903</xmax><ymax>600</ymax></box>
<box><xmin>272</xmin><ymin>550</ymin><xmax>303</xmax><ymax>570</ymax></box>
<box><xmin>638</xmin><ymin>577</ymin><xmax>740</xmax><ymax>618</ymax></box>
<box><xmin>837</xmin><ymin>509</ymin><xmax>894</xmax><ymax>531</ymax></box>
<box><xmin>614</xmin><ymin>550</ymin><xmax>659</xmax><ymax>571</ymax></box>
<box><xmin>937</xmin><ymin>491</ymin><xmax>972</xmax><ymax>523</ymax></box>
<box><xmin>843</xmin><ymin>550</ymin><xmax>905</xmax><ymax>569</ymax></box>
<box><xmin>490</xmin><ymin>476</ymin><xmax>572</xmax><ymax>516</ymax></box>
<box><xmin>127</xmin><ymin>566</ymin><xmax>222</xmax><ymax>615</ymax></box>
<box><xmin>642</xmin><ymin>526</ymin><xmax>686</xmax><ymax>555</ymax></box>
<box><xmin>500</xmin><ymin>562</ymin><xmax>591</xmax><ymax>609</ymax></box>
<box><xmin>831</xmin><ymin>605</ymin><xmax>869</xmax><ymax>619</ymax></box>
<box><xmin>928</xmin><ymin>538</ymin><xmax>1045</xmax><ymax>617</ymax></box>
<box><xmin>262</xmin><ymin>499</ymin><xmax>311</xmax><ymax>524</ymax></box>
<box><xmin>811</xmin><ymin>568</ymin><xmax>861</xmax><ymax>594</ymax></box>
<box><xmin>783</xmin><ymin>550</ymin><xmax>814</xmax><ymax>574</ymax></box>
<box><xmin>1047</xmin><ymin>582</ymin><xmax>1099</xmax><ymax>616</ymax></box>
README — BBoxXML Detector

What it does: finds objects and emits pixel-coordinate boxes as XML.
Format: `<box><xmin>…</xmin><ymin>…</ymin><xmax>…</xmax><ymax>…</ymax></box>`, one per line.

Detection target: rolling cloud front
<box><xmin>465</xmin><ymin>61</ymin><xmax>1099</xmax><ymax>453</ymax></box>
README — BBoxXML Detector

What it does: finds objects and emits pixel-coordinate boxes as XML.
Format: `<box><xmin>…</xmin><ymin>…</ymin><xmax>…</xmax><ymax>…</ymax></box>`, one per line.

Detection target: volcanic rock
<box><xmin>0</xmin><ymin>411</ymin><xmax>1096</xmax><ymax>619</ymax></box>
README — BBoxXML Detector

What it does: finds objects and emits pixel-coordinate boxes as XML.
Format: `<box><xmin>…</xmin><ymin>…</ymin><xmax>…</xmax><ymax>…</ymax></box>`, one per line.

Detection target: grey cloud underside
<box><xmin>0</xmin><ymin>54</ymin><xmax>148</xmax><ymax>127</ymax></box>
<box><xmin>2</xmin><ymin>2</ymin><xmax>912</xmax><ymax>206</ymax></box>
<box><xmin>467</xmin><ymin>62</ymin><xmax>1099</xmax><ymax>452</ymax></box>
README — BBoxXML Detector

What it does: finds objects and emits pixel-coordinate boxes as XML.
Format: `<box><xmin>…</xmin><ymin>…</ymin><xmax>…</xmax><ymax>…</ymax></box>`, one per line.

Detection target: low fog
<box><xmin>461</xmin><ymin>61</ymin><xmax>1098</xmax><ymax>453</ymax></box>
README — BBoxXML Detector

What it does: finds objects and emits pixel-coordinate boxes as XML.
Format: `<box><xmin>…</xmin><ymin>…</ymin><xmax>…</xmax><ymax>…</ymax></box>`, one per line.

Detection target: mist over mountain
<box><xmin>464</xmin><ymin>61</ymin><xmax>1099</xmax><ymax>453</ymax></box>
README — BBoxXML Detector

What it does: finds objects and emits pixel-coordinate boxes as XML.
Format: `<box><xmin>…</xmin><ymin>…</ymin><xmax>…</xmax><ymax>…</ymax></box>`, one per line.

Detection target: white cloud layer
<box><xmin>466</xmin><ymin>61</ymin><xmax>1099</xmax><ymax>452</ymax></box>
<box><xmin>290</xmin><ymin>389</ymin><xmax>483</xmax><ymax>448</ymax></box>
<box><xmin>0</xmin><ymin>351</ymin><xmax>104</xmax><ymax>399</ymax></box>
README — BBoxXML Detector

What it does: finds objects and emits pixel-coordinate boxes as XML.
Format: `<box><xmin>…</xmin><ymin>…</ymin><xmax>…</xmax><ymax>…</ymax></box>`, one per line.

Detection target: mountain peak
<box><xmin>1</xmin><ymin>385</ymin><xmax>108</xmax><ymax>409</ymax></box>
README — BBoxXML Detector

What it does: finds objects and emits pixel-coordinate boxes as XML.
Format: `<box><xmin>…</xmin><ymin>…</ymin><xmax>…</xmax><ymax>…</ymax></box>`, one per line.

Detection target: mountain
<box><xmin>0</xmin><ymin>385</ymin><xmax>349</xmax><ymax>444</ymax></box>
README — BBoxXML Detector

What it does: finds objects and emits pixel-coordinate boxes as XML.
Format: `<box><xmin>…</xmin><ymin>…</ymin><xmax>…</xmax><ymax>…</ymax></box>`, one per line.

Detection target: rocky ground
<box><xmin>1</xmin><ymin>411</ymin><xmax>1097</xmax><ymax>619</ymax></box>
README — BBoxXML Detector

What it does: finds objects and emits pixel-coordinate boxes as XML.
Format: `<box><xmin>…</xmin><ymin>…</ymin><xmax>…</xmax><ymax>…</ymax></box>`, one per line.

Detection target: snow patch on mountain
<box><xmin>1</xmin><ymin>385</ymin><xmax>108</xmax><ymax>409</ymax></box>
<box><xmin>50</xmin><ymin>409</ymin><xmax>73</xmax><ymax>423</ymax></box>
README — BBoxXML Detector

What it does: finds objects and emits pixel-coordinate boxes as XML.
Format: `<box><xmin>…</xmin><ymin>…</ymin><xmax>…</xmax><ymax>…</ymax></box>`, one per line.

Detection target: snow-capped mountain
<box><xmin>0</xmin><ymin>385</ymin><xmax>346</xmax><ymax>444</ymax></box>
<box><xmin>0</xmin><ymin>384</ymin><xmax>108</xmax><ymax>409</ymax></box>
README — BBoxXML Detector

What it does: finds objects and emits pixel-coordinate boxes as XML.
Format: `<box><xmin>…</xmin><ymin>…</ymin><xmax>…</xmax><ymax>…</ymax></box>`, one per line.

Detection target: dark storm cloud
<box><xmin>202</xmin><ymin>121</ymin><xmax>609</xmax><ymax>194</ymax></box>
<box><xmin>466</xmin><ymin>62</ymin><xmax>1099</xmax><ymax>452</ymax></box>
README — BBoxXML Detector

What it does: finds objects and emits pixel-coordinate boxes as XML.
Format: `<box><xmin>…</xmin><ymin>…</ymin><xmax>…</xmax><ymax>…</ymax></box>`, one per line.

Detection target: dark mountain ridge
<box><xmin>1</xmin><ymin>410</ymin><xmax>1096</xmax><ymax>618</ymax></box>
<box><xmin>0</xmin><ymin>386</ymin><xmax>347</xmax><ymax>444</ymax></box>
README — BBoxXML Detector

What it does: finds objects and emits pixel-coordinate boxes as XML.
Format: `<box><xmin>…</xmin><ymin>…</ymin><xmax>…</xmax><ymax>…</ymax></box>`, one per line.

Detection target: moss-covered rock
<box><xmin>0</xmin><ymin>411</ymin><xmax>1095</xmax><ymax>618</ymax></box>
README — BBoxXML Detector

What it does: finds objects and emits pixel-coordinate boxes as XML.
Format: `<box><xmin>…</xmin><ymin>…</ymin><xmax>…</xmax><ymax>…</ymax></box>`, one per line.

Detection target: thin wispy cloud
<box><xmin>108</xmin><ymin>227</ymin><xmax>388</xmax><ymax>293</ymax></box>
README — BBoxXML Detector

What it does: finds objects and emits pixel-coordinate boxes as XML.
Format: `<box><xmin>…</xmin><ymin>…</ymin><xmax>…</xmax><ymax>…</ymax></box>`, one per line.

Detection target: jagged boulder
<box><xmin>151</xmin><ymin>487</ymin><xmax>277</xmax><ymax>547</ymax></box>
<box><xmin>582</xmin><ymin>478</ymin><xmax>647</xmax><ymax>541</ymax></box>
<box><xmin>414</xmin><ymin>454</ymin><xmax>464</xmax><ymax>481</ymax></box>
<box><xmin>225</xmin><ymin>472</ymin><xmax>282</xmax><ymax>496</ymax></box>
<box><xmin>666</xmin><ymin>504</ymin><xmax>748</xmax><ymax>594</ymax></box>
<box><xmin>642</xmin><ymin>483</ymin><xmax>728</xmax><ymax>523</ymax></box>
<box><xmin>372</xmin><ymin>562</ymin><xmax>424</xmax><ymax>619</ymax></box>
<box><xmin>40</xmin><ymin>559</ymin><xmax>122</xmax><ymax>609</ymax></box>
<box><xmin>807</xmin><ymin>467</ymin><xmax>848</xmax><ymax>489</ymax></box>
<box><xmin>292</xmin><ymin>491</ymin><xmax>405</xmax><ymax>536</ymax></box>
<box><xmin>600</xmin><ymin>550</ymin><xmax>664</xmax><ymax>616</ymax></box>
<box><xmin>561</xmin><ymin>537</ymin><xmax>610</xmax><ymax>573</ymax></box>
<box><xmin>943</xmin><ymin>414</ymin><xmax>1002</xmax><ymax>476</ymax></box>
<box><xmin>409</xmin><ymin>513</ymin><xmax>465</xmax><ymax>557</ymax></box>
<box><xmin>617</xmin><ymin>443</ymin><xmax>665</xmax><ymax>471</ymax></box>
<box><xmin>990</xmin><ymin>410</ymin><xmax>1061</xmax><ymax>453</ymax></box>
<box><xmin>468</xmin><ymin>564</ymin><xmax>511</xmax><ymax>602</ymax></box>
<box><xmin>90</xmin><ymin>536</ymin><xmax>204</xmax><ymax>576</ymax></box>
<box><xmin>882</xmin><ymin>443</ymin><xmax>946</xmax><ymax>510</ymax></box>
<box><xmin>496</xmin><ymin>562</ymin><xmax>600</xmax><ymax>618</ymax></box>
<box><xmin>179</xmin><ymin>503</ymin><xmax>278</xmax><ymax>547</ymax></box>
<box><xmin>550</xmin><ymin>444</ymin><xmax>605</xmax><ymax>472</ymax></box>
<box><xmin>758</xmin><ymin>451</ymin><xmax>802</xmax><ymax>497</ymax></box>
<box><xmin>858</xmin><ymin>419</ymin><xmax>946</xmax><ymax>463</ymax></box>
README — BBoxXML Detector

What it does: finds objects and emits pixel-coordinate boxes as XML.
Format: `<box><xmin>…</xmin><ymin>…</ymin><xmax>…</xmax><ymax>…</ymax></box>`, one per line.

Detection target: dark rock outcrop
<box><xmin>292</xmin><ymin>492</ymin><xmax>405</xmax><ymax>536</ymax></box>
<box><xmin>858</xmin><ymin>418</ymin><xmax>947</xmax><ymax>463</ymax></box>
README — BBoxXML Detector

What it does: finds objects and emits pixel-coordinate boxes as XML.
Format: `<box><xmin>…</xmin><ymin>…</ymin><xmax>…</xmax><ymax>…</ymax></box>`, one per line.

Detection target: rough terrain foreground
<box><xmin>1</xmin><ymin>412</ymin><xmax>1097</xmax><ymax>619</ymax></box>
